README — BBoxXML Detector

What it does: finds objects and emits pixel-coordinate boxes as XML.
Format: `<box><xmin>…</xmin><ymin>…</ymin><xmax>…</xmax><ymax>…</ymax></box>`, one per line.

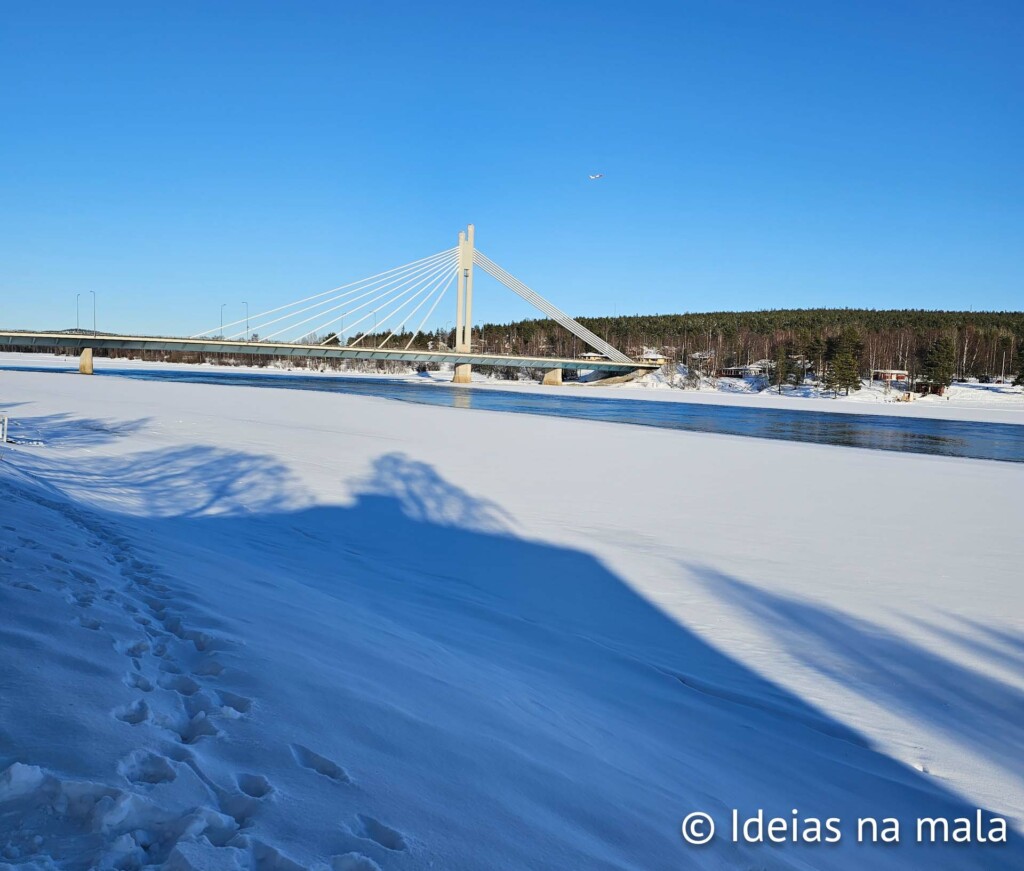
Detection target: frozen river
<box><xmin>5</xmin><ymin>363</ymin><xmax>1021</xmax><ymax>462</ymax></box>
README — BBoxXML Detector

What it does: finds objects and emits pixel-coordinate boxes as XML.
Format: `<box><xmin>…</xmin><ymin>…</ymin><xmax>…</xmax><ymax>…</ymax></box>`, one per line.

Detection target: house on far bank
<box><xmin>579</xmin><ymin>351</ymin><xmax>607</xmax><ymax>361</ymax></box>
<box><xmin>638</xmin><ymin>349</ymin><xmax>668</xmax><ymax>366</ymax></box>
<box><xmin>872</xmin><ymin>369</ymin><xmax>909</xmax><ymax>383</ymax></box>
<box><xmin>719</xmin><ymin>362</ymin><xmax>769</xmax><ymax>378</ymax></box>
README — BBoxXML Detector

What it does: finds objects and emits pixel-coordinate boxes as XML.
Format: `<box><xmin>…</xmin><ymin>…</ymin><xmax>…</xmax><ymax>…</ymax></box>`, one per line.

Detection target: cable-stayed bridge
<box><xmin>0</xmin><ymin>226</ymin><xmax>655</xmax><ymax>384</ymax></box>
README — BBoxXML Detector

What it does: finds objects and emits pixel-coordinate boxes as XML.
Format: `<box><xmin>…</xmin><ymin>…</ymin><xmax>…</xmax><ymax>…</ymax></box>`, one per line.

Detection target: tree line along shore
<box><xmin>10</xmin><ymin>309</ymin><xmax>1024</xmax><ymax>389</ymax></box>
<box><xmin>475</xmin><ymin>309</ymin><xmax>1024</xmax><ymax>382</ymax></box>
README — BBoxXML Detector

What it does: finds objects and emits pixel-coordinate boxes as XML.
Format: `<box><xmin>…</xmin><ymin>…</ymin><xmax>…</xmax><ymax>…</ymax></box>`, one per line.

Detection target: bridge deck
<box><xmin>0</xmin><ymin>331</ymin><xmax>657</xmax><ymax>374</ymax></box>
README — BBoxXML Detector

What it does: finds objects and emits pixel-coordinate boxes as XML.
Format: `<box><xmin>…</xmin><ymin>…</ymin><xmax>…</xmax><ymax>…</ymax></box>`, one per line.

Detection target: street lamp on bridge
<box><xmin>220</xmin><ymin>303</ymin><xmax>226</xmax><ymax>338</ymax></box>
<box><xmin>242</xmin><ymin>301</ymin><xmax>249</xmax><ymax>341</ymax></box>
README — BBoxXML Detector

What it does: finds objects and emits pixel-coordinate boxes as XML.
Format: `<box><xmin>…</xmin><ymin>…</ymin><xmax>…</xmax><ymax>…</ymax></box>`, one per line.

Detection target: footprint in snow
<box><xmin>117</xmin><ymin>749</ymin><xmax>177</xmax><ymax>785</ymax></box>
<box><xmin>113</xmin><ymin>699</ymin><xmax>150</xmax><ymax>725</ymax></box>
<box><xmin>351</xmin><ymin>815</ymin><xmax>407</xmax><ymax>852</ymax></box>
<box><xmin>195</xmin><ymin>657</ymin><xmax>226</xmax><ymax>677</ymax></box>
<box><xmin>123</xmin><ymin>672</ymin><xmax>154</xmax><ymax>692</ymax></box>
<box><xmin>173</xmin><ymin>711</ymin><xmax>221</xmax><ymax>745</ymax></box>
<box><xmin>142</xmin><ymin>596</ymin><xmax>167</xmax><ymax>615</ymax></box>
<box><xmin>290</xmin><ymin>744</ymin><xmax>350</xmax><ymax>783</ymax></box>
<box><xmin>236</xmin><ymin>773</ymin><xmax>274</xmax><ymax>798</ymax></box>
<box><xmin>218</xmin><ymin>690</ymin><xmax>252</xmax><ymax>715</ymax></box>
<box><xmin>115</xmin><ymin>639</ymin><xmax>150</xmax><ymax>658</ymax></box>
<box><xmin>12</xmin><ymin>581</ymin><xmax>40</xmax><ymax>592</ymax></box>
<box><xmin>69</xmin><ymin>591</ymin><xmax>95</xmax><ymax>608</ymax></box>
<box><xmin>158</xmin><ymin>673</ymin><xmax>201</xmax><ymax>696</ymax></box>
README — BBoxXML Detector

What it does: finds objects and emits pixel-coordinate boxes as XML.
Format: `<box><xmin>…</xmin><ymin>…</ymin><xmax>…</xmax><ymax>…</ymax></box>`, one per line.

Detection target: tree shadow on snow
<box><xmin>0</xmin><ymin>412</ymin><xmax>151</xmax><ymax>448</ymax></box>
<box><xmin>948</xmin><ymin>615</ymin><xmax>1024</xmax><ymax>664</ymax></box>
<box><xmin>189</xmin><ymin>454</ymin><xmax>1024</xmax><ymax>866</ymax></box>
<box><xmin>11</xmin><ymin>445</ymin><xmax>1021</xmax><ymax>870</ymax></box>
<box><xmin>691</xmin><ymin>566</ymin><xmax>1024</xmax><ymax>780</ymax></box>
<box><xmin>21</xmin><ymin>444</ymin><xmax>309</xmax><ymax>517</ymax></box>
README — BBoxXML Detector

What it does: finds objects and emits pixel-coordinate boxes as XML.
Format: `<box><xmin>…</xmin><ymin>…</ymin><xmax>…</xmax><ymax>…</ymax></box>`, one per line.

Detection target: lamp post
<box><xmin>89</xmin><ymin>291</ymin><xmax>96</xmax><ymax>335</ymax></box>
<box><xmin>76</xmin><ymin>293</ymin><xmax>80</xmax><ymax>330</ymax></box>
<box><xmin>220</xmin><ymin>303</ymin><xmax>226</xmax><ymax>338</ymax></box>
<box><xmin>242</xmin><ymin>301</ymin><xmax>249</xmax><ymax>340</ymax></box>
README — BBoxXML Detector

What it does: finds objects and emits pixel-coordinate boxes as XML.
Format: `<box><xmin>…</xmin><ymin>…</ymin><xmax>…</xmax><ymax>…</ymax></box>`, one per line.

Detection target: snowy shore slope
<box><xmin>1</xmin><ymin>368</ymin><xmax>1022</xmax><ymax>869</ymax></box>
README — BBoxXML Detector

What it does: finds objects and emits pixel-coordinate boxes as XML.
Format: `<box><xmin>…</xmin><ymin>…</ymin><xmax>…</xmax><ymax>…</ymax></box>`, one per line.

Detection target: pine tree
<box><xmin>804</xmin><ymin>335</ymin><xmax>825</xmax><ymax>383</ymax></box>
<box><xmin>773</xmin><ymin>345</ymin><xmax>790</xmax><ymax>394</ymax></box>
<box><xmin>826</xmin><ymin>327</ymin><xmax>864</xmax><ymax>364</ymax></box>
<box><xmin>1015</xmin><ymin>345</ymin><xmax>1024</xmax><ymax>387</ymax></box>
<box><xmin>843</xmin><ymin>352</ymin><xmax>863</xmax><ymax>393</ymax></box>
<box><xmin>823</xmin><ymin>360</ymin><xmax>841</xmax><ymax>396</ymax></box>
<box><xmin>919</xmin><ymin>335</ymin><xmax>956</xmax><ymax>388</ymax></box>
<box><xmin>825</xmin><ymin>351</ymin><xmax>861</xmax><ymax>396</ymax></box>
<box><xmin>788</xmin><ymin>357</ymin><xmax>805</xmax><ymax>389</ymax></box>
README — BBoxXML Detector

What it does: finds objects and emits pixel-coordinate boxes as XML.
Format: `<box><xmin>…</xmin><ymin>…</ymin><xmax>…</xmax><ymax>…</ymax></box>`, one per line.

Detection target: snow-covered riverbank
<box><xmin>4</xmin><ymin>351</ymin><xmax>1022</xmax><ymax>425</ymax></box>
<box><xmin>1</xmin><ymin>367</ymin><xmax>1021</xmax><ymax>869</ymax></box>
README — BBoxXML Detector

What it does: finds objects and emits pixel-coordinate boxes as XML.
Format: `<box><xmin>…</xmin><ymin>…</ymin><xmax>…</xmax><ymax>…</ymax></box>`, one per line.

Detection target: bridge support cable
<box><xmin>259</xmin><ymin>252</ymin><xmax>458</xmax><ymax>342</ymax></box>
<box><xmin>245</xmin><ymin>250</ymin><xmax>457</xmax><ymax>341</ymax></box>
<box><xmin>307</xmin><ymin>255</ymin><xmax>457</xmax><ymax>345</ymax></box>
<box><xmin>345</xmin><ymin>258</ymin><xmax>460</xmax><ymax>348</ymax></box>
<box><xmin>190</xmin><ymin>247</ymin><xmax>456</xmax><ymax>338</ymax></box>
<box><xmin>376</xmin><ymin>263</ymin><xmax>459</xmax><ymax>350</ymax></box>
<box><xmin>231</xmin><ymin>249</ymin><xmax>457</xmax><ymax>341</ymax></box>
<box><xmin>405</xmin><ymin>270</ymin><xmax>457</xmax><ymax>350</ymax></box>
<box><xmin>473</xmin><ymin>250</ymin><xmax>634</xmax><ymax>364</ymax></box>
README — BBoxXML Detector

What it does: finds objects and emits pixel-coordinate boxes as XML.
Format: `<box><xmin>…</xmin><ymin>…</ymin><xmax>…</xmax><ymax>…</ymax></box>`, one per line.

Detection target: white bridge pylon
<box><xmin>192</xmin><ymin>225</ymin><xmax>634</xmax><ymax>381</ymax></box>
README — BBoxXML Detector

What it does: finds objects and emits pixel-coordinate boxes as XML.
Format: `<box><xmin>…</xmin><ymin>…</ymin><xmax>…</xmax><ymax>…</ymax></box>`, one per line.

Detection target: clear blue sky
<box><xmin>2</xmin><ymin>0</ymin><xmax>1021</xmax><ymax>336</ymax></box>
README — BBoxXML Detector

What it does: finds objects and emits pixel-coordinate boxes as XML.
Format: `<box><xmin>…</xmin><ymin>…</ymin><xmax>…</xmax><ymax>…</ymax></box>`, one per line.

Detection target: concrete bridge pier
<box><xmin>452</xmin><ymin>363</ymin><xmax>472</xmax><ymax>384</ymax></box>
<box><xmin>541</xmin><ymin>367</ymin><xmax>563</xmax><ymax>386</ymax></box>
<box><xmin>79</xmin><ymin>348</ymin><xmax>94</xmax><ymax>375</ymax></box>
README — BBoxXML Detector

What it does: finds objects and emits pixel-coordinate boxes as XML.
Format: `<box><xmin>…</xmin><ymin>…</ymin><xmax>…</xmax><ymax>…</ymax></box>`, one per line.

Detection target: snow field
<box><xmin>1</xmin><ymin>366</ymin><xmax>1021</xmax><ymax>869</ymax></box>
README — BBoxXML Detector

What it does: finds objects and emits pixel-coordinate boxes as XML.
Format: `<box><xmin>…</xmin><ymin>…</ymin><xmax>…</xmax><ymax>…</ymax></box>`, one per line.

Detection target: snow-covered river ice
<box><xmin>8</xmin><ymin>364</ymin><xmax>1021</xmax><ymax>462</ymax></box>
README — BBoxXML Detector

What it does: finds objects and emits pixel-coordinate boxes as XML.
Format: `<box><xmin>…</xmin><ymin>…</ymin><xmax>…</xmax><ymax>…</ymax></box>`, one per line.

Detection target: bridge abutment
<box><xmin>79</xmin><ymin>348</ymin><xmax>94</xmax><ymax>375</ymax></box>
